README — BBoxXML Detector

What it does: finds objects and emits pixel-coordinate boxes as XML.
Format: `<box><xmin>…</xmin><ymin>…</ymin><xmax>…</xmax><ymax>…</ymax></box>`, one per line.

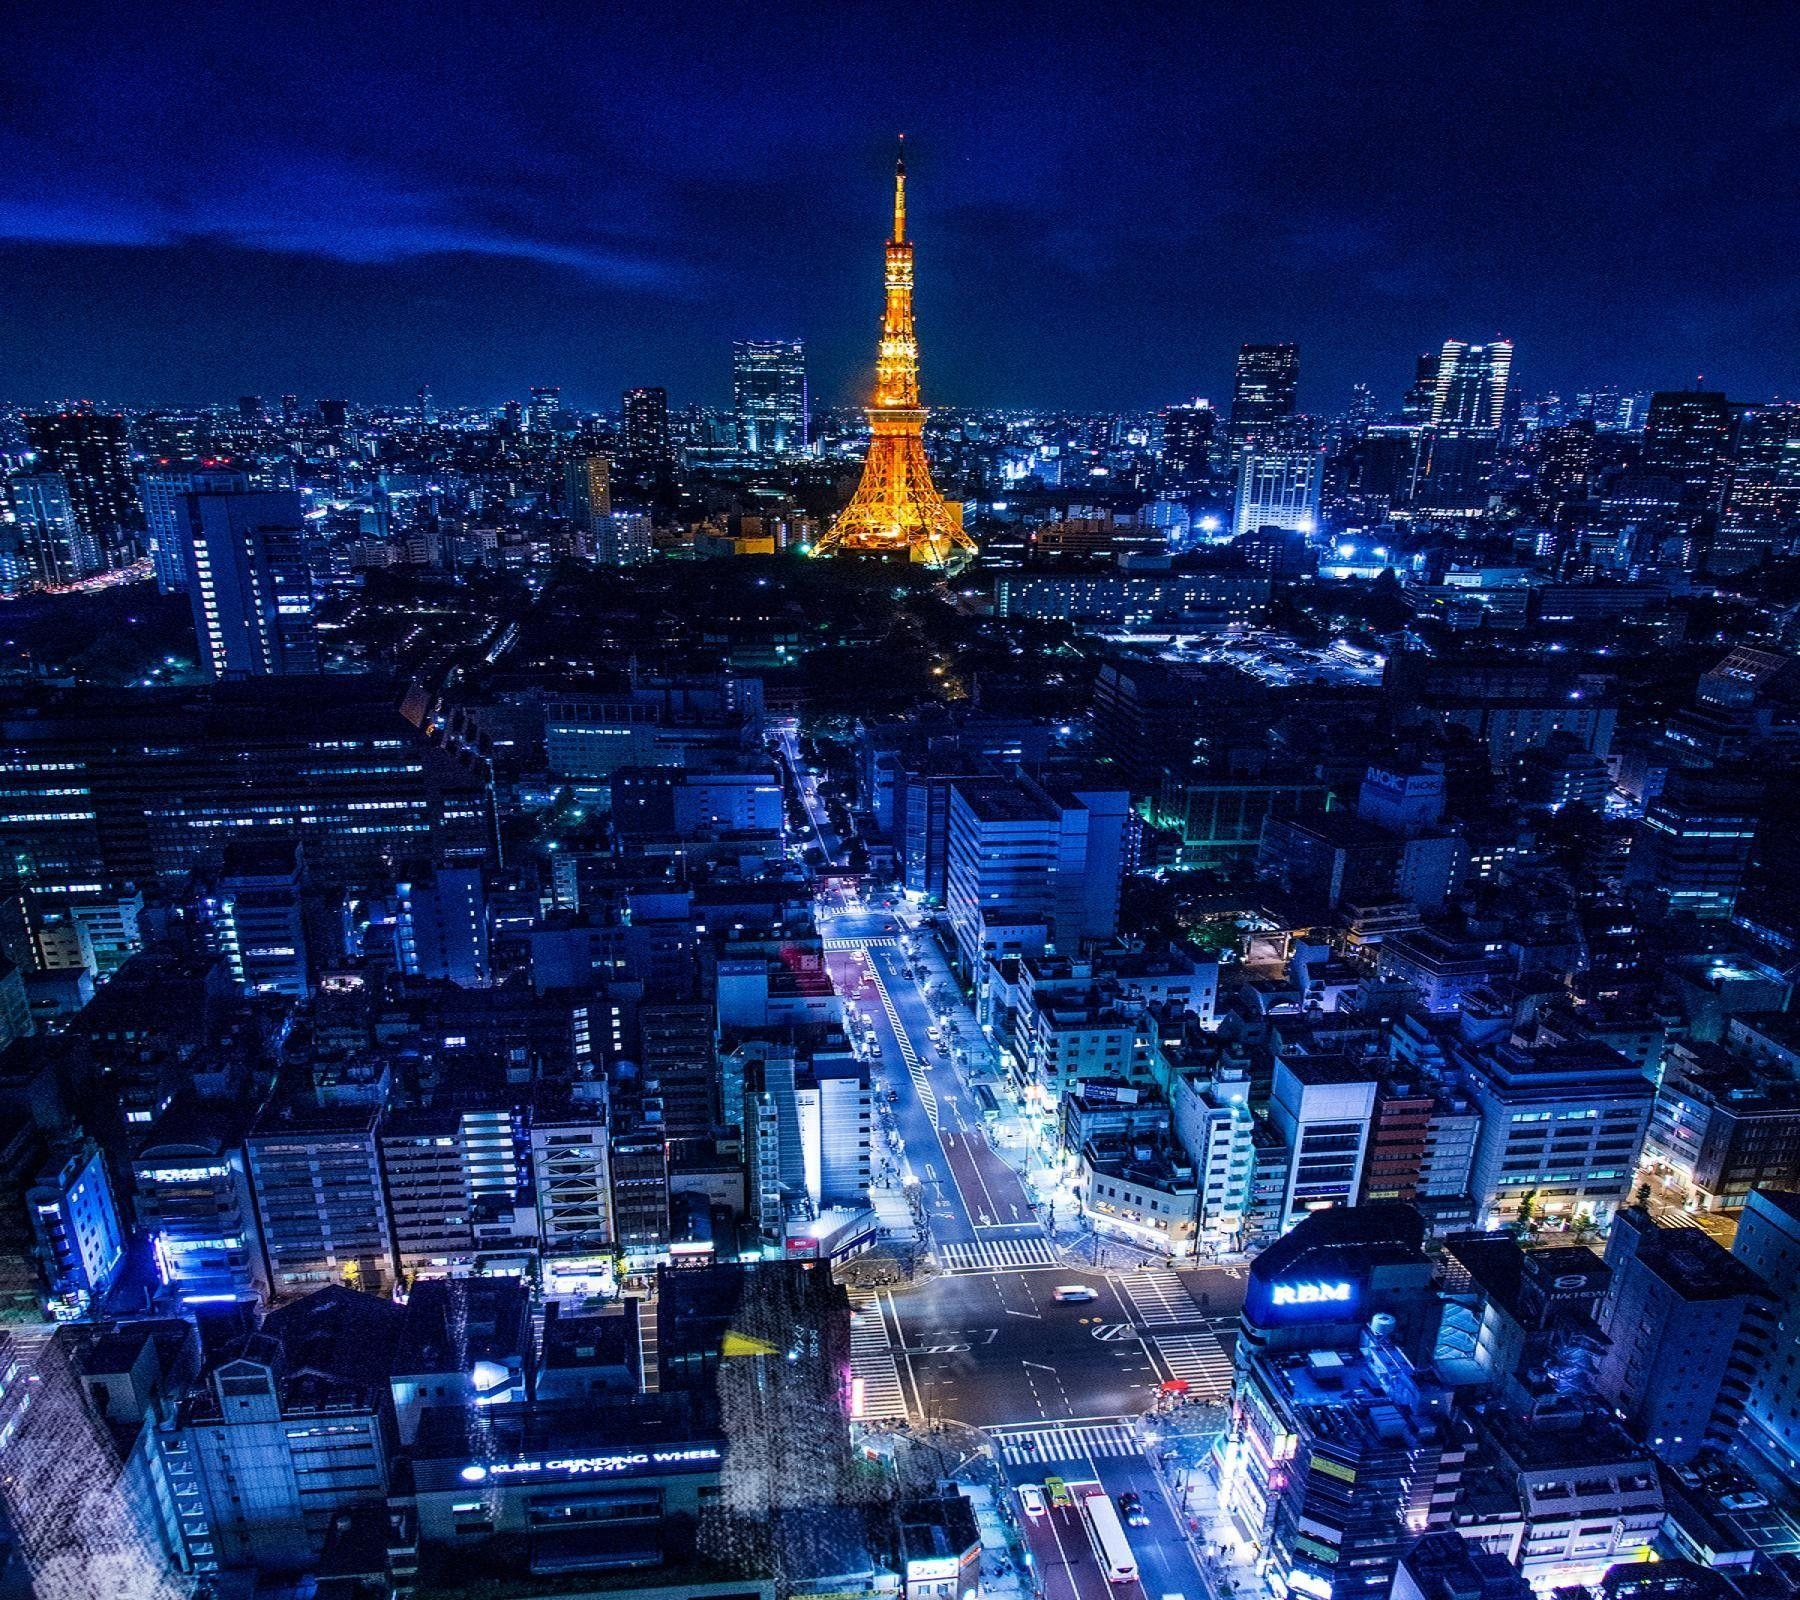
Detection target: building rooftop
<box><xmin>393</xmin><ymin>1278</ymin><xmax>530</xmax><ymax>1377</ymax></box>
<box><xmin>951</xmin><ymin>776</ymin><xmax>1059</xmax><ymax>824</ymax></box>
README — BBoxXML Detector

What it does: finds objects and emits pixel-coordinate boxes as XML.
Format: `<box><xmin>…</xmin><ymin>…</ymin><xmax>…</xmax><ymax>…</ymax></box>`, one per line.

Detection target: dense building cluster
<box><xmin>0</xmin><ymin>327</ymin><xmax>1797</xmax><ymax>1600</ymax></box>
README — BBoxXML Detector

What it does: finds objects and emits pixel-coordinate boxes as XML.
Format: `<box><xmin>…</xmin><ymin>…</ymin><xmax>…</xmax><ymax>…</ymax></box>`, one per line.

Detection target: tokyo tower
<box><xmin>815</xmin><ymin>141</ymin><xmax>977</xmax><ymax>570</ymax></box>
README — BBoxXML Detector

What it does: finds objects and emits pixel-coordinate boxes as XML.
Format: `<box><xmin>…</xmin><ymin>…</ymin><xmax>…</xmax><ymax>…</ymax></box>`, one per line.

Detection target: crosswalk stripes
<box><xmin>992</xmin><ymin>1421</ymin><xmax>1141</xmax><ymax>1467</ymax></box>
<box><xmin>865</xmin><ymin>959</ymin><xmax>938</xmax><ymax>1125</ymax></box>
<box><xmin>822</xmin><ymin>937</ymin><xmax>897</xmax><ymax>951</ymax></box>
<box><xmin>846</xmin><ymin>1291</ymin><xmax>909</xmax><ymax>1421</ymax></box>
<box><xmin>938</xmin><ymin>1235</ymin><xmax>1061</xmax><ymax>1273</ymax></box>
<box><xmin>1152</xmin><ymin>1331</ymin><xmax>1236</xmax><ymax>1396</ymax></box>
<box><xmin>1119</xmin><ymin>1267</ymin><xmax>1201</xmax><ymax>1328</ymax></box>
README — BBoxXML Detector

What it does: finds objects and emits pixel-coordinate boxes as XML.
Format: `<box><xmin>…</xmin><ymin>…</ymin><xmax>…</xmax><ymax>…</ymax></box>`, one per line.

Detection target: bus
<box><xmin>1080</xmin><ymin>1486</ymin><xmax>1140</xmax><ymax>1586</ymax></box>
<box><xmin>973</xmin><ymin>1084</ymin><xmax>1000</xmax><ymax>1121</ymax></box>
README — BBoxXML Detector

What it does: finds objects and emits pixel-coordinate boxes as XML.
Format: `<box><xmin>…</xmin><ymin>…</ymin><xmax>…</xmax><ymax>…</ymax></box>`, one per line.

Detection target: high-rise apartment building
<box><xmin>1229</xmin><ymin>342</ymin><xmax>1300</xmax><ymax>438</ymax></box>
<box><xmin>621</xmin><ymin>386</ymin><xmax>673</xmax><ymax>478</ymax></box>
<box><xmin>563</xmin><ymin>454</ymin><xmax>611</xmax><ymax>548</ymax></box>
<box><xmin>182</xmin><ymin>489</ymin><xmax>318</xmax><ymax>678</ymax></box>
<box><xmin>140</xmin><ymin>462</ymin><xmax>249</xmax><ymax>594</ymax></box>
<box><xmin>246</xmin><ymin>1105</ymin><xmax>395</xmax><ymax>1298</ymax></box>
<box><xmin>1430</xmin><ymin>338</ymin><xmax>1513</xmax><ymax>432</ymax></box>
<box><xmin>7</xmin><ymin>472</ymin><xmax>101</xmax><ymax>587</ymax></box>
<box><xmin>1232</xmin><ymin>437</ymin><xmax>1322</xmax><ymax>536</ymax></box>
<box><xmin>732</xmin><ymin>339</ymin><xmax>808</xmax><ymax>455</ymax></box>
<box><xmin>24</xmin><ymin>411</ymin><xmax>138</xmax><ymax>558</ymax></box>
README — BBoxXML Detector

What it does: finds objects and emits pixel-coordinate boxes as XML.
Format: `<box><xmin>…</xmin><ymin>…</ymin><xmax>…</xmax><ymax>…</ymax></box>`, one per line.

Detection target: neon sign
<box><xmin>460</xmin><ymin>1446</ymin><xmax>721</xmax><ymax>1483</ymax></box>
<box><xmin>1270</xmin><ymin>1280</ymin><xmax>1354</xmax><ymax>1308</ymax></box>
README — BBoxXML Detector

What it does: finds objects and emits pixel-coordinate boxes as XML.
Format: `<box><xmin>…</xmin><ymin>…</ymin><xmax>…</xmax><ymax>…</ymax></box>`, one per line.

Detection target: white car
<box><xmin>1018</xmin><ymin>1484</ymin><xmax>1047</xmax><ymax>1519</ymax></box>
<box><xmin>1053</xmin><ymin>1284</ymin><xmax>1098</xmax><ymax>1303</ymax></box>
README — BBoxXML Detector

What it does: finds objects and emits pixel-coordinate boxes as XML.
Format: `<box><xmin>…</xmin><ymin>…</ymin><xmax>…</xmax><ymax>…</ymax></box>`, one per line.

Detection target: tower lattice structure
<box><xmin>815</xmin><ymin>144</ymin><xmax>977</xmax><ymax>571</ymax></box>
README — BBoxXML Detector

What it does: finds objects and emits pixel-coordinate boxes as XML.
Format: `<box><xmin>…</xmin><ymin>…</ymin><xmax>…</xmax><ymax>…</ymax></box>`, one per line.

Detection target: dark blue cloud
<box><xmin>1</xmin><ymin>0</ymin><xmax>1796</xmax><ymax>409</ymax></box>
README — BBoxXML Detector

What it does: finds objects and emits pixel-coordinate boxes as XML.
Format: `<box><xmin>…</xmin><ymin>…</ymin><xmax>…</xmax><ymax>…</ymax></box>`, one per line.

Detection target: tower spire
<box><xmin>814</xmin><ymin>141</ymin><xmax>977</xmax><ymax>572</ymax></box>
<box><xmin>893</xmin><ymin>135</ymin><xmax>906</xmax><ymax>244</ymax></box>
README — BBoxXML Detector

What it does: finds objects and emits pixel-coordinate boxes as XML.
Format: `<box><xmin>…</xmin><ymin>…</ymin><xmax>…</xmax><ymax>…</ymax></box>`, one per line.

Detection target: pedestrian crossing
<box><xmin>846</xmin><ymin>1292</ymin><xmax>909</xmax><ymax>1421</ymax></box>
<box><xmin>1153</xmin><ymin>1331</ymin><xmax>1236</xmax><ymax>1396</ymax></box>
<box><xmin>938</xmin><ymin>1235</ymin><xmax>1060</xmax><ymax>1273</ymax></box>
<box><xmin>1119</xmin><ymin>1267</ymin><xmax>1202</xmax><ymax>1328</ymax></box>
<box><xmin>866</xmin><ymin>959</ymin><xmax>938</xmax><ymax>1125</ymax></box>
<box><xmin>823</xmin><ymin>936</ymin><xmax>897</xmax><ymax>951</ymax></box>
<box><xmin>993</xmin><ymin>1420</ymin><xmax>1142</xmax><ymax>1467</ymax></box>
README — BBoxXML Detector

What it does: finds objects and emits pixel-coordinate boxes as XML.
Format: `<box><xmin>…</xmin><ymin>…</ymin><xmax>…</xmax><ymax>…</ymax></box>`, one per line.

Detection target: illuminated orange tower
<box><xmin>816</xmin><ymin>141</ymin><xmax>977</xmax><ymax>570</ymax></box>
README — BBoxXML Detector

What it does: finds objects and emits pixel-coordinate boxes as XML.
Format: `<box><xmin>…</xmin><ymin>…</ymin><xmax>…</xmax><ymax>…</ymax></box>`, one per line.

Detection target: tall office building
<box><xmin>1642</xmin><ymin>389</ymin><xmax>1734</xmax><ymax>509</ymax></box>
<box><xmin>1161</xmin><ymin>403</ymin><xmax>1216</xmax><ymax>487</ymax></box>
<box><xmin>732</xmin><ymin>339</ymin><xmax>809</xmax><ymax>455</ymax></box>
<box><xmin>182</xmin><ymin>489</ymin><xmax>319</xmax><ymax>678</ymax></box>
<box><xmin>1429</xmin><ymin>338</ymin><xmax>1513</xmax><ymax>431</ymax></box>
<box><xmin>525</xmin><ymin>385</ymin><xmax>562</xmax><ymax>436</ymax></box>
<box><xmin>621</xmin><ymin>386</ymin><xmax>673</xmax><ymax>479</ymax></box>
<box><xmin>1597</xmin><ymin>1206</ymin><xmax>1776</xmax><ymax>1463</ymax></box>
<box><xmin>1232</xmin><ymin>438</ymin><xmax>1323</xmax><ymax>536</ymax></box>
<box><xmin>7</xmin><ymin>472</ymin><xmax>101</xmax><ymax>587</ymax></box>
<box><xmin>1626</xmin><ymin>765</ymin><xmax>1762</xmax><ymax>920</ymax></box>
<box><xmin>1720</xmin><ymin>401</ymin><xmax>1800</xmax><ymax>553</ymax></box>
<box><xmin>1731</xmin><ymin>1188</ymin><xmax>1800</xmax><ymax>1482</ymax></box>
<box><xmin>1401</xmin><ymin>351</ymin><xmax>1441</xmax><ymax>421</ymax></box>
<box><xmin>1229</xmin><ymin>342</ymin><xmax>1300</xmax><ymax>438</ymax></box>
<box><xmin>944</xmin><ymin>774</ymin><xmax>1130</xmax><ymax>977</ymax></box>
<box><xmin>139</xmin><ymin>462</ymin><xmax>249</xmax><ymax>594</ymax></box>
<box><xmin>24</xmin><ymin>411</ymin><xmax>138</xmax><ymax>559</ymax></box>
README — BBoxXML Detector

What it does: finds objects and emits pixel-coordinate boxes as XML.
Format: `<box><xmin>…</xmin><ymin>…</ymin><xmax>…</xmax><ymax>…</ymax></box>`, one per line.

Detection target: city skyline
<box><xmin>2</xmin><ymin>4</ymin><xmax>1796</xmax><ymax>410</ymax></box>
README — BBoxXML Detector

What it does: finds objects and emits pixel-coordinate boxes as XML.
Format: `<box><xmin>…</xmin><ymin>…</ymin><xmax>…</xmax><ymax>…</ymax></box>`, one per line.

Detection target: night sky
<box><xmin>4</xmin><ymin>1</ymin><xmax>1796</xmax><ymax>413</ymax></box>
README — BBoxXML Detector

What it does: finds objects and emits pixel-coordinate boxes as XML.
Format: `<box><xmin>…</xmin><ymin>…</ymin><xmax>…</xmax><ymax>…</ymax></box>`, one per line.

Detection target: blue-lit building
<box><xmin>138</xmin><ymin>463</ymin><xmax>248</xmax><ymax>595</ymax></box>
<box><xmin>27</xmin><ymin>1135</ymin><xmax>126</xmax><ymax>1316</ymax></box>
<box><xmin>181</xmin><ymin>488</ymin><xmax>319</xmax><ymax>679</ymax></box>
<box><xmin>133</xmin><ymin>1114</ymin><xmax>268</xmax><ymax>1305</ymax></box>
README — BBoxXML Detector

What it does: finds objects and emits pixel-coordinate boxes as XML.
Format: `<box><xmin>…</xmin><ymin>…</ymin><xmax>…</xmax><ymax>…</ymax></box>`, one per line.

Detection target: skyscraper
<box><xmin>732</xmin><ymin>340</ymin><xmax>809</xmax><ymax>455</ymax></box>
<box><xmin>1232</xmin><ymin>433</ymin><xmax>1323</xmax><ymax>536</ymax></box>
<box><xmin>139</xmin><ymin>462</ymin><xmax>250</xmax><ymax>594</ymax></box>
<box><xmin>1229</xmin><ymin>342</ymin><xmax>1300</xmax><ymax>438</ymax></box>
<box><xmin>621</xmin><ymin>386</ymin><xmax>673</xmax><ymax>478</ymax></box>
<box><xmin>1161</xmin><ymin>403</ymin><xmax>1215</xmax><ymax>487</ymax></box>
<box><xmin>1401</xmin><ymin>352</ymin><xmax>1440</xmax><ymax>422</ymax></box>
<box><xmin>526</xmin><ymin>385</ymin><xmax>562</xmax><ymax>437</ymax></box>
<box><xmin>1643</xmin><ymin>389</ymin><xmax>1735</xmax><ymax>509</ymax></box>
<box><xmin>816</xmin><ymin>144</ymin><xmax>975</xmax><ymax>569</ymax></box>
<box><xmin>1429</xmin><ymin>338</ymin><xmax>1513</xmax><ymax>431</ymax></box>
<box><xmin>182</xmin><ymin>489</ymin><xmax>319</xmax><ymax>678</ymax></box>
<box><xmin>7</xmin><ymin>473</ymin><xmax>101</xmax><ymax>587</ymax></box>
<box><xmin>23</xmin><ymin>411</ymin><xmax>138</xmax><ymax>559</ymax></box>
<box><xmin>564</xmin><ymin>455</ymin><xmax>611</xmax><ymax>531</ymax></box>
<box><xmin>1726</xmin><ymin>402</ymin><xmax>1800</xmax><ymax>531</ymax></box>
